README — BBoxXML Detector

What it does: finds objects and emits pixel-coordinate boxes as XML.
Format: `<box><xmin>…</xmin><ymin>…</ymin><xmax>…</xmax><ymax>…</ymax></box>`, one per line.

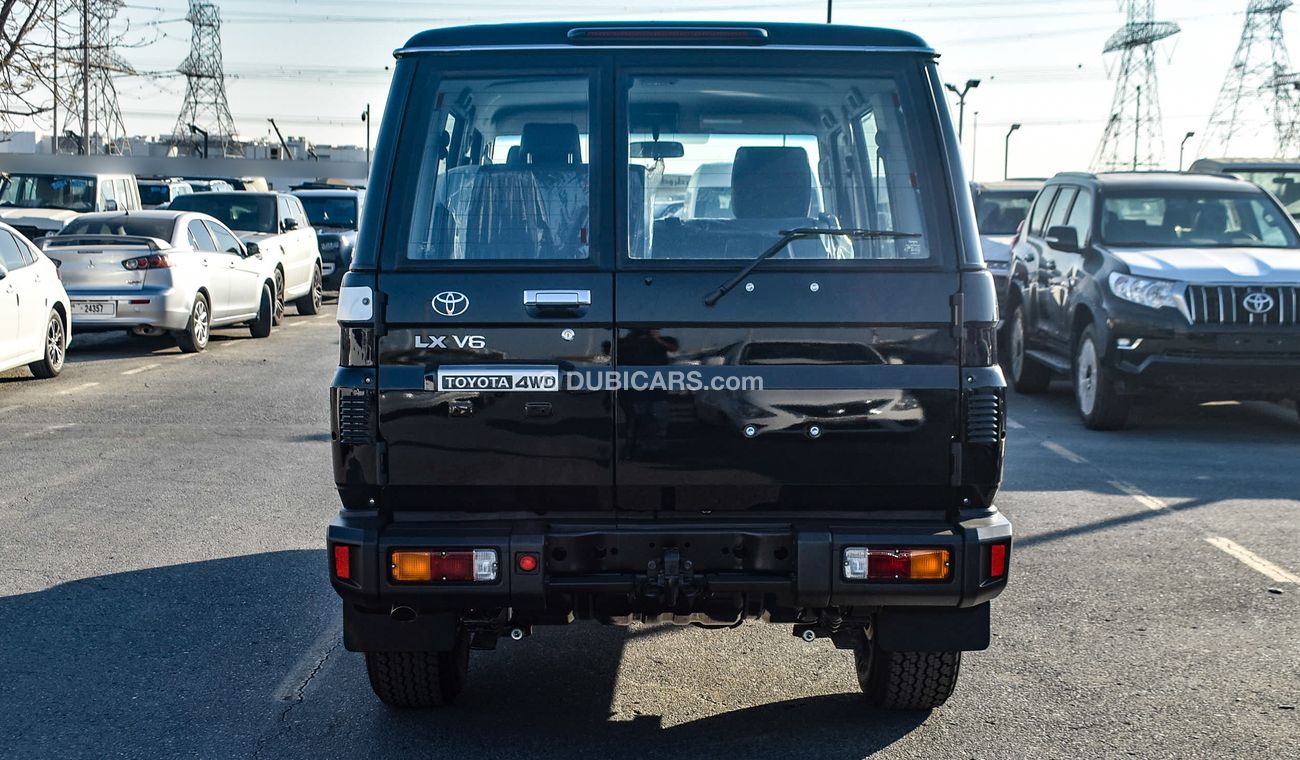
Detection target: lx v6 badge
<box><xmin>415</xmin><ymin>334</ymin><xmax>487</xmax><ymax>350</ymax></box>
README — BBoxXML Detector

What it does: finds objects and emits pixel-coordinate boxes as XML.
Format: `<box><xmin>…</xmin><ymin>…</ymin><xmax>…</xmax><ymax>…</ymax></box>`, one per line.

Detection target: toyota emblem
<box><xmin>431</xmin><ymin>291</ymin><xmax>470</xmax><ymax>317</ymax></box>
<box><xmin>1242</xmin><ymin>291</ymin><xmax>1275</xmax><ymax>315</ymax></box>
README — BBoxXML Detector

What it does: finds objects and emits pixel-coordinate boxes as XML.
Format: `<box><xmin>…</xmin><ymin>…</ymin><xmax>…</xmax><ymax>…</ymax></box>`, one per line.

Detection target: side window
<box><xmin>0</xmin><ymin>231</ymin><xmax>27</xmax><ymax>269</ymax></box>
<box><xmin>120</xmin><ymin>179</ymin><xmax>136</xmax><ymax>209</ymax></box>
<box><xmin>276</xmin><ymin>197</ymin><xmax>293</xmax><ymax>232</ymax></box>
<box><xmin>187</xmin><ymin>220</ymin><xmax>217</xmax><ymax>252</ymax></box>
<box><xmin>1065</xmin><ymin>189</ymin><xmax>1093</xmax><ymax>243</ymax></box>
<box><xmin>205</xmin><ymin>222</ymin><xmax>244</xmax><ymax>254</ymax></box>
<box><xmin>1046</xmin><ymin>187</ymin><xmax>1077</xmax><ymax>233</ymax></box>
<box><xmin>16</xmin><ymin>235</ymin><xmax>36</xmax><ymax>265</ymax></box>
<box><xmin>100</xmin><ymin>178</ymin><xmax>118</xmax><ymax>209</ymax></box>
<box><xmin>295</xmin><ymin>199</ymin><xmax>311</xmax><ymax>228</ymax></box>
<box><xmin>1029</xmin><ymin>188</ymin><xmax>1058</xmax><ymax>237</ymax></box>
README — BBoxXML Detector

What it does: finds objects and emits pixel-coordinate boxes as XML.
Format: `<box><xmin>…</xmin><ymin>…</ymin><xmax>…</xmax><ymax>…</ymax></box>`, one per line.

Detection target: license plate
<box><xmin>437</xmin><ymin>366</ymin><xmax>560</xmax><ymax>392</ymax></box>
<box><xmin>72</xmin><ymin>301</ymin><xmax>116</xmax><ymax>317</ymax></box>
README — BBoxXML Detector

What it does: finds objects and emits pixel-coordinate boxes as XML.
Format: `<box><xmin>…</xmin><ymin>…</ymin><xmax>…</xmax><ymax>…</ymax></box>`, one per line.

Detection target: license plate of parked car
<box><xmin>72</xmin><ymin>301</ymin><xmax>116</xmax><ymax>317</ymax></box>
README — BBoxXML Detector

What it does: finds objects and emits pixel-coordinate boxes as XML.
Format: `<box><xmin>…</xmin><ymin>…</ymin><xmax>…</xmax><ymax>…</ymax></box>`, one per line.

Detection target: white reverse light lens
<box><xmin>473</xmin><ymin>549</ymin><xmax>499</xmax><ymax>582</ymax></box>
<box><xmin>843</xmin><ymin>547</ymin><xmax>869</xmax><ymax>580</ymax></box>
<box><xmin>337</xmin><ymin>285</ymin><xmax>374</xmax><ymax>322</ymax></box>
<box><xmin>1108</xmin><ymin>272</ymin><xmax>1178</xmax><ymax>310</ymax></box>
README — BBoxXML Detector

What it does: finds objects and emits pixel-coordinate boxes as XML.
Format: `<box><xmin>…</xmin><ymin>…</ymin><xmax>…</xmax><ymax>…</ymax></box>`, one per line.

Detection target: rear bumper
<box><xmin>328</xmin><ymin>510</ymin><xmax>1012</xmax><ymax>620</ymax></box>
<box><xmin>66</xmin><ymin>289</ymin><xmax>192</xmax><ymax>332</ymax></box>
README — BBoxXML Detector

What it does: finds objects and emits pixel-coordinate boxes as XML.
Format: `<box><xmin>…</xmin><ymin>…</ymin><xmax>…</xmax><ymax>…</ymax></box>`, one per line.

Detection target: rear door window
<box><xmin>398</xmin><ymin>73</ymin><xmax>593</xmax><ymax>262</ymax></box>
<box><xmin>625</xmin><ymin>73</ymin><xmax>932</xmax><ymax>261</ymax></box>
<box><xmin>1045</xmin><ymin>187</ymin><xmax>1076</xmax><ymax>233</ymax></box>
<box><xmin>188</xmin><ymin>220</ymin><xmax>217</xmax><ymax>252</ymax></box>
<box><xmin>0</xmin><ymin>232</ymin><xmax>27</xmax><ymax>269</ymax></box>
<box><xmin>1028</xmin><ymin>188</ymin><xmax>1057</xmax><ymax>237</ymax></box>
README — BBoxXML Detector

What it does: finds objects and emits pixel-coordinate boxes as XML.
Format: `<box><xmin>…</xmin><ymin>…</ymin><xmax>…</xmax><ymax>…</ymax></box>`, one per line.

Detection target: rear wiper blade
<box><xmin>703</xmin><ymin>227</ymin><xmax>922</xmax><ymax>307</ymax></box>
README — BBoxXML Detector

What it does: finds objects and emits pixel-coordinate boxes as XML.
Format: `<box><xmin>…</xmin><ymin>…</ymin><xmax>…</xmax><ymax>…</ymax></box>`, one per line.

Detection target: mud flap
<box><xmin>343</xmin><ymin>604</ymin><xmax>460</xmax><ymax>652</ymax></box>
<box><xmin>875</xmin><ymin>602</ymin><xmax>990</xmax><ymax>652</ymax></box>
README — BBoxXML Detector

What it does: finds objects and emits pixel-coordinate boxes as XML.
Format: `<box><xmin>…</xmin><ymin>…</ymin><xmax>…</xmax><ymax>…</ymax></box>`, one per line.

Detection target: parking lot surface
<box><xmin>1</xmin><ymin>306</ymin><xmax>1296</xmax><ymax>759</ymax></box>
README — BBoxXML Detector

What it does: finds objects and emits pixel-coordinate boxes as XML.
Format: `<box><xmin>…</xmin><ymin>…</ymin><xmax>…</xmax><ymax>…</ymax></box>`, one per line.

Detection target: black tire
<box><xmin>249</xmin><ymin>283</ymin><xmax>274</xmax><ymax>338</ymax></box>
<box><xmin>295</xmin><ymin>265</ymin><xmax>323</xmax><ymax>315</ymax></box>
<box><xmin>364</xmin><ymin>631</ymin><xmax>470</xmax><ymax>709</ymax></box>
<box><xmin>854</xmin><ymin>636</ymin><xmax>961</xmax><ymax>711</ymax></box>
<box><xmin>175</xmin><ymin>294</ymin><xmax>210</xmax><ymax>353</ymax></box>
<box><xmin>1073</xmin><ymin>324</ymin><xmax>1130</xmax><ymax>430</ymax></box>
<box><xmin>1007</xmin><ymin>303</ymin><xmax>1052</xmax><ymax>394</ymax></box>
<box><xmin>28</xmin><ymin>310</ymin><xmax>67</xmax><ymax>379</ymax></box>
<box><xmin>272</xmin><ymin>269</ymin><xmax>286</xmax><ymax>326</ymax></box>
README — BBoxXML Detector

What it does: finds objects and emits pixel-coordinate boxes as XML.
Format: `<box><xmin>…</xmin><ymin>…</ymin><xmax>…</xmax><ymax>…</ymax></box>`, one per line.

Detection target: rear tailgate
<box><xmin>46</xmin><ymin>243</ymin><xmax>156</xmax><ymax>292</ymax></box>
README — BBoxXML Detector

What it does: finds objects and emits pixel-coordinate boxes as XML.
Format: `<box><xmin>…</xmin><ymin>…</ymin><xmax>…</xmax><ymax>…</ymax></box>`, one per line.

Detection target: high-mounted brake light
<box><xmin>390</xmin><ymin>549</ymin><xmax>498</xmax><ymax>583</ymax></box>
<box><xmin>122</xmin><ymin>254</ymin><xmax>171</xmax><ymax>270</ymax></box>
<box><xmin>842</xmin><ymin>547</ymin><xmax>952</xmax><ymax>581</ymax></box>
<box><xmin>567</xmin><ymin>27</ymin><xmax>769</xmax><ymax>45</ymax></box>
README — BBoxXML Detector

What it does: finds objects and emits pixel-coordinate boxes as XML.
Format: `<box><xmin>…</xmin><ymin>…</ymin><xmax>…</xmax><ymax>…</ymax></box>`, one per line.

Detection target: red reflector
<box><xmin>516</xmin><ymin>553</ymin><xmax>539</xmax><ymax>572</ymax></box>
<box><xmin>333</xmin><ymin>545</ymin><xmax>351</xmax><ymax>581</ymax></box>
<box><xmin>427</xmin><ymin>552</ymin><xmax>475</xmax><ymax>581</ymax></box>
<box><xmin>129</xmin><ymin>299</ymin><xmax>149</xmax><ymax>305</ymax></box>
<box><xmin>989</xmin><ymin>543</ymin><xmax>1008</xmax><ymax>579</ymax></box>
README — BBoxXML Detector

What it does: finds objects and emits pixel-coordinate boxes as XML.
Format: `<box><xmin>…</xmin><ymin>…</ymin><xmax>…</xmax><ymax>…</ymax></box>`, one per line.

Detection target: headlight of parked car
<box><xmin>1108</xmin><ymin>272</ymin><xmax>1178</xmax><ymax>310</ymax></box>
<box><xmin>985</xmin><ymin>259</ymin><xmax>1010</xmax><ymax>271</ymax></box>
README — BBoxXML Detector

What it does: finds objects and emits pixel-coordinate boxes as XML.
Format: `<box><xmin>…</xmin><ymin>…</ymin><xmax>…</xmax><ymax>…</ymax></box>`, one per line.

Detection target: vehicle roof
<box><xmin>1190</xmin><ymin>157</ymin><xmax>1300</xmax><ymax>170</ymax></box>
<box><xmin>400</xmin><ymin>22</ymin><xmax>931</xmax><ymax>53</ymax></box>
<box><xmin>171</xmin><ymin>191</ymin><xmax>281</xmax><ymax>199</ymax></box>
<box><xmin>291</xmin><ymin>189</ymin><xmax>362</xmax><ymax>198</ymax></box>
<box><xmin>1050</xmin><ymin>171</ymin><xmax>1262</xmax><ymax>193</ymax></box>
<box><xmin>71</xmin><ymin>210</ymin><xmax>194</xmax><ymax>222</ymax></box>
<box><xmin>972</xmin><ymin>179</ymin><xmax>1043</xmax><ymax>193</ymax></box>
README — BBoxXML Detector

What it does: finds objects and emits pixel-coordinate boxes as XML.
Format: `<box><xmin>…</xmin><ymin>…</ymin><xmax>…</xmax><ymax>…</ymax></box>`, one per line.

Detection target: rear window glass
<box><xmin>974</xmin><ymin>190</ymin><xmax>1036</xmax><ymax>235</ymax></box>
<box><xmin>404</xmin><ymin>75</ymin><xmax>591</xmax><ymax>261</ymax></box>
<box><xmin>627</xmin><ymin>74</ymin><xmax>930</xmax><ymax>261</ymax></box>
<box><xmin>138</xmin><ymin>183</ymin><xmax>172</xmax><ymax>206</ymax></box>
<box><xmin>170</xmin><ymin>195</ymin><xmax>277</xmax><ymax>233</ymax></box>
<box><xmin>62</xmin><ymin>217</ymin><xmax>175</xmax><ymax>240</ymax></box>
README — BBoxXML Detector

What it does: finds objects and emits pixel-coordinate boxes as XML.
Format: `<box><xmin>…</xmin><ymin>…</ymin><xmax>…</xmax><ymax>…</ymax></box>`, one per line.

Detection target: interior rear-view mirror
<box><xmin>630</xmin><ymin>141</ymin><xmax>685</xmax><ymax>160</ymax></box>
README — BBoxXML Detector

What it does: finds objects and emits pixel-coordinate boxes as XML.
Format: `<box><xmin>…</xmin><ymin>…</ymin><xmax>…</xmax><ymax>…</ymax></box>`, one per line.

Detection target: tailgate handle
<box><xmin>524</xmin><ymin>290</ymin><xmax>591</xmax><ymax>309</ymax></box>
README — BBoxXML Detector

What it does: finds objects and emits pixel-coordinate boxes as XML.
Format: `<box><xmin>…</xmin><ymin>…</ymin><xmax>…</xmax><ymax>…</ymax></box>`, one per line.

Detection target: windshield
<box><xmin>170</xmin><ymin>194</ymin><xmax>276</xmax><ymax>233</ymax></box>
<box><xmin>1235</xmin><ymin>170</ymin><xmax>1300</xmax><ymax>216</ymax></box>
<box><xmin>61</xmin><ymin>217</ymin><xmax>175</xmax><ymax>241</ymax></box>
<box><xmin>1100</xmin><ymin>190</ymin><xmax>1300</xmax><ymax>249</ymax></box>
<box><xmin>627</xmin><ymin>75</ymin><xmax>930</xmax><ymax>261</ymax></box>
<box><xmin>138</xmin><ymin>184</ymin><xmax>173</xmax><ymax>207</ymax></box>
<box><xmin>299</xmin><ymin>196</ymin><xmax>358</xmax><ymax>229</ymax></box>
<box><xmin>974</xmin><ymin>190</ymin><xmax>1036</xmax><ymax>235</ymax></box>
<box><xmin>0</xmin><ymin>173</ymin><xmax>97</xmax><ymax>212</ymax></box>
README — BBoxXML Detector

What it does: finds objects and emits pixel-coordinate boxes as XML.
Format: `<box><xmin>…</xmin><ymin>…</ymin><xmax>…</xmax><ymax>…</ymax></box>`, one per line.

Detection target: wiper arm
<box><xmin>703</xmin><ymin>227</ymin><xmax>922</xmax><ymax>307</ymax></box>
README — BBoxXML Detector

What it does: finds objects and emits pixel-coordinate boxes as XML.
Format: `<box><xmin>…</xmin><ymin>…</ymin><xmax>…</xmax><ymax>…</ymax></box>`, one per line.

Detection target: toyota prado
<box><xmin>327</xmin><ymin>22</ymin><xmax>1011</xmax><ymax>712</ymax></box>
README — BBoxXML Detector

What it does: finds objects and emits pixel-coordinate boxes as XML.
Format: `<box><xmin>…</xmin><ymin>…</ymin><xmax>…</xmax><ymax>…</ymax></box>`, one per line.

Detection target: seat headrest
<box><xmin>731</xmin><ymin>147</ymin><xmax>812</xmax><ymax>219</ymax></box>
<box><xmin>520</xmin><ymin>123</ymin><xmax>582</xmax><ymax>165</ymax></box>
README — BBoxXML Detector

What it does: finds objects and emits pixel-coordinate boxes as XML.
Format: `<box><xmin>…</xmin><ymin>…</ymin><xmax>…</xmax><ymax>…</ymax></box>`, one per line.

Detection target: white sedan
<box><xmin>0</xmin><ymin>221</ymin><xmax>71</xmax><ymax>378</ymax></box>
<box><xmin>47</xmin><ymin>211</ymin><xmax>280</xmax><ymax>352</ymax></box>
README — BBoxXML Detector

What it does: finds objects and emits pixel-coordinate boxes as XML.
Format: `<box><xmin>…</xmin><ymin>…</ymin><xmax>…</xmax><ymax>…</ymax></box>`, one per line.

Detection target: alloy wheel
<box><xmin>47</xmin><ymin>315</ymin><xmax>65</xmax><ymax>370</ymax></box>
<box><xmin>1076</xmin><ymin>336</ymin><xmax>1098</xmax><ymax>416</ymax></box>
<box><xmin>193</xmin><ymin>299</ymin><xmax>210</xmax><ymax>348</ymax></box>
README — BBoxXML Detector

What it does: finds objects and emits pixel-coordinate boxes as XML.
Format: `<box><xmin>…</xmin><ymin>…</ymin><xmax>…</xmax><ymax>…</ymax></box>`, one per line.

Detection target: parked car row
<box><xmin>974</xmin><ymin>168</ymin><xmax>1300</xmax><ymax>430</ymax></box>
<box><xmin>0</xmin><ymin>204</ymin><xmax>326</xmax><ymax>379</ymax></box>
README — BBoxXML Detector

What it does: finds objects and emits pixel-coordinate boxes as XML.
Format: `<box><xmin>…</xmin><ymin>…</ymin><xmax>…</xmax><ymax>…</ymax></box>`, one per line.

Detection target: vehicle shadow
<box><xmin>0</xmin><ymin>551</ymin><xmax>925</xmax><ymax>760</ymax></box>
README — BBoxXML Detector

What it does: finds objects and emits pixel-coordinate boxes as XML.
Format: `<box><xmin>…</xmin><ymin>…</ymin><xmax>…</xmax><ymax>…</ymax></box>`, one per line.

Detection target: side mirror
<box><xmin>1045</xmin><ymin>225</ymin><xmax>1081</xmax><ymax>252</ymax></box>
<box><xmin>0</xmin><ymin>263</ymin><xmax>8</xmax><ymax>280</ymax></box>
<box><xmin>104</xmin><ymin>199</ymin><xmax>119</xmax><ymax>212</ymax></box>
<box><xmin>281</xmin><ymin>218</ymin><xmax>299</xmax><ymax>232</ymax></box>
<box><xmin>245</xmin><ymin>241</ymin><xmax>261</xmax><ymax>257</ymax></box>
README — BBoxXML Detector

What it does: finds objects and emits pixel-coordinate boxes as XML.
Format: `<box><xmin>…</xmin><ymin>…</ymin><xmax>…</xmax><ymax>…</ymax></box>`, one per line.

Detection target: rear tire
<box><xmin>364</xmin><ymin>631</ymin><xmax>470</xmax><ymax>708</ymax></box>
<box><xmin>1074</xmin><ymin>325</ymin><xmax>1130</xmax><ymax>430</ymax></box>
<box><xmin>175</xmin><ymin>295</ymin><xmax>210</xmax><ymax>353</ymax></box>
<box><xmin>854</xmin><ymin>636</ymin><xmax>961</xmax><ymax>711</ymax></box>
<box><xmin>1007</xmin><ymin>303</ymin><xmax>1051</xmax><ymax>394</ymax></box>
<box><xmin>272</xmin><ymin>269</ymin><xmax>286</xmax><ymax>326</ymax></box>
<box><xmin>28</xmin><ymin>311</ymin><xmax>67</xmax><ymax>379</ymax></box>
<box><xmin>249</xmin><ymin>284</ymin><xmax>274</xmax><ymax>338</ymax></box>
<box><xmin>295</xmin><ymin>265</ymin><xmax>323</xmax><ymax>315</ymax></box>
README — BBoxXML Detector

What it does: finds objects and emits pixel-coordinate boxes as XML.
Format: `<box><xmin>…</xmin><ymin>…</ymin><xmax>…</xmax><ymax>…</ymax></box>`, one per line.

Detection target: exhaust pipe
<box><xmin>131</xmin><ymin>325</ymin><xmax>166</xmax><ymax>337</ymax></box>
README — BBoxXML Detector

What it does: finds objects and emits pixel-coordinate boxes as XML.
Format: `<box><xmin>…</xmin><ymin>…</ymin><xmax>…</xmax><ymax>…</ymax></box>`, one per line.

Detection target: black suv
<box><xmin>327</xmin><ymin>21</ymin><xmax>1011</xmax><ymax>712</ymax></box>
<box><xmin>1006</xmin><ymin>171</ymin><xmax>1300</xmax><ymax>428</ymax></box>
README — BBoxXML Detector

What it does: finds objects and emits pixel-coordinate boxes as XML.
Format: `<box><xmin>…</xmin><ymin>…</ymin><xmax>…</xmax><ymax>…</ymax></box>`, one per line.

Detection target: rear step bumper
<box><xmin>328</xmin><ymin>510</ymin><xmax>1012</xmax><ymax>617</ymax></box>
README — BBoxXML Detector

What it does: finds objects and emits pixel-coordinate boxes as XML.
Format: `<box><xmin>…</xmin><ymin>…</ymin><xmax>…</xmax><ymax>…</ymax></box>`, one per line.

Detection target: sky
<box><xmin>64</xmin><ymin>0</ymin><xmax>1300</xmax><ymax>180</ymax></box>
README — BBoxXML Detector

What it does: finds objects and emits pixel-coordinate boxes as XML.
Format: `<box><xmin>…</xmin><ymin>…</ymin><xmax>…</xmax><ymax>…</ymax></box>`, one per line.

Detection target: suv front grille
<box><xmin>1185</xmin><ymin>285</ymin><xmax>1300</xmax><ymax>326</ymax></box>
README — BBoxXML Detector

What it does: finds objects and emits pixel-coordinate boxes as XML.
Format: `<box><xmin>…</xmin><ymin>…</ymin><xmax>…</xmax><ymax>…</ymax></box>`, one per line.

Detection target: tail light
<box><xmin>843</xmin><ymin>547</ymin><xmax>952</xmax><ymax>581</ymax></box>
<box><xmin>122</xmin><ymin>254</ymin><xmax>171</xmax><ymax>270</ymax></box>
<box><xmin>390</xmin><ymin>549</ymin><xmax>498</xmax><ymax>583</ymax></box>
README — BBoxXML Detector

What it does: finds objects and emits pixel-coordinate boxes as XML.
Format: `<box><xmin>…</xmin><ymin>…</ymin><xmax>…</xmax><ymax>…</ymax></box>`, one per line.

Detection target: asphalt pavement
<box><xmin>1</xmin><ymin>306</ymin><xmax>1296</xmax><ymax>759</ymax></box>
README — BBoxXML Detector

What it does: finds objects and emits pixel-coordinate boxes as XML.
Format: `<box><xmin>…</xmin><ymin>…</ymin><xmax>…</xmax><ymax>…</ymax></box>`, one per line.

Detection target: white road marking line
<box><xmin>283</xmin><ymin>320</ymin><xmax>305</xmax><ymax>328</ymax></box>
<box><xmin>1041</xmin><ymin>440</ymin><xmax>1087</xmax><ymax>464</ymax></box>
<box><xmin>274</xmin><ymin>619</ymin><xmax>343</xmax><ymax>702</ymax></box>
<box><xmin>1205</xmin><ymin>536</ymin><xmax>1300</xmax><ymax>584</ymax></box>
<box><xmin>314</xmin><ymin>314</ymin><xmax>330</xmax><ymax>320</ymax></box>
<box><xmin>56</xmin><ymin>382</ymin><xmax>100</xmax><ymax>395</ymax></box>
<box><xmin>1108</xmin><ymin>480</ymin><xmax>1167</xmax><ymax>512</ymax></box>
<box><xmin>121</xmin><ymin>363</ymin><xmax>161</xmax><ymax>376</ymax></box>
<box><xmin>1006</xmin><ymin>418</ymin><xmax>1025</xmax><ymax>430</ymax></box>
<box><xmin>0</xmin><ymin>404</ymin><xmax>20</xmax><ymax>415</ymax></box>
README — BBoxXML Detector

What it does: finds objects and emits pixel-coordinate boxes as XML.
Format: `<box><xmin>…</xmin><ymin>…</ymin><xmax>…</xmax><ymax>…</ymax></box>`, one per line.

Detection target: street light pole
<box><xmin>971</xmin><ymin>111</ymin><xmax>979</xmax><ymax>180</ymax></box>
<box><xmin>943</xmin><ymin>79</ymin><xmax>981</xmax><ymax>142</ymax></box>
<box><xmin>1179</xmin><ymin>131</ymin><xmax>1195</xmax><ymax>171</ymax></box>
<box><xmin>362</xmin><ymin>104</ymin><xmax>371</xmax><ymax>173</ymax></box>
<box><xmin>826</xmin><ymin>0</ymin><xmax>833</xmax><ymax>23</ymax></box>
<box><xmin>188</xmin><ymin>123</ymin><xmax>209</xmax><ymax>159</ymax></box>
<box><xmin>1004</xmin><ymin>123</ymin><xmax>1021</xmax><ymax>180</ymax></box>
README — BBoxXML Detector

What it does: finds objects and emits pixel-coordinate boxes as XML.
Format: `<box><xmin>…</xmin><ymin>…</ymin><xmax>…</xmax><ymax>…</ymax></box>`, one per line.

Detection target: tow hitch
<box><xmin>643</xmin><ymin>548</ymin><xmax>697</xmax><ymax>606</ymax></box>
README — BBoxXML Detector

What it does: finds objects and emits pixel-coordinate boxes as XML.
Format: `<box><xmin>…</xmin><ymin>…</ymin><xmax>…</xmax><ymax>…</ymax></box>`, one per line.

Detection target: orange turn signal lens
<box><xmin>391</xmin><ymin>551</ymin><xmax>433</xmax><ymax>582</ymax></box>
<box><xmin>906</xmin><ymin>548</ymin><xmax>952</xmax><ymax>580</ymax></box>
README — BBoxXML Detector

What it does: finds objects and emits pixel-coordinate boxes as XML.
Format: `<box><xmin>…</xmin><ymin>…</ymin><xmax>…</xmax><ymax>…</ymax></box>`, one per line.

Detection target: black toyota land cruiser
<box><xmin>1006</xmin><ymin>171</ymin><xmax>1300</xmax><ymax>429</ymax></box>
<box><xmin>328</xmin><ymin>21</ymin><xmax>1011</xmax><ymax>712</ymax></box>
